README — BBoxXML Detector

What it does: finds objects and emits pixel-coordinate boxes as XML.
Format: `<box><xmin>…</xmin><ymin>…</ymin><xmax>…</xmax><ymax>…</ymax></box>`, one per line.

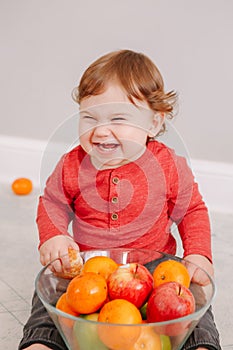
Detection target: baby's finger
<box><xmin>40</xmin><ymin>253</ymin><xmax>50</xmax><ymax>267</ymax></box>
<box><xmin>50</xmin><ymin>258</ymin><xmax>63</xmax><ymax>274</ymax></box>
<box><xmin>192</xmin><ymin>267</ymin><xmax>211</xmax><ymax>286</ymax></box>
<box><xmin>60</xmin><ymin>252</ymin><xmax>71</xmax><ymax>271</ymax></box>
<box><xmin>183</xmin><ymin>260</ymin><xmax>197</xmax><ymax>282</ymax></box>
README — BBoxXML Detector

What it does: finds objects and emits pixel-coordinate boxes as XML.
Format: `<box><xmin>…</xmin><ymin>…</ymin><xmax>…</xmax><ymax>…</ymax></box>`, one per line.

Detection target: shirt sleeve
<box><xmin>37</xmin><ymin>154</ymin><xmax>75</xmax><ymax>248</ymax></box>
<box><xmin>167</xmin><ymin>153</ymin><xmax>212</xmax><ymax>262</ymax></box>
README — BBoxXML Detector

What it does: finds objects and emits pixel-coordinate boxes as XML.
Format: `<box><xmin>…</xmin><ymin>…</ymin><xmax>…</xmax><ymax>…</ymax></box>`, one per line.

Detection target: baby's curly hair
<box><xmin>72</xmin><ymin>50</ymin><xmax>177</xmax><ymax>135</ymax></box>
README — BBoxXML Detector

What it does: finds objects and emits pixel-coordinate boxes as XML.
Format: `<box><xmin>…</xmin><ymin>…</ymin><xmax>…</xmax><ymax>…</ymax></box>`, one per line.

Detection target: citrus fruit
<box><xmin>55</xmin><ymin>248</ymin><xmax>83</xmax><ymax>279</ymax></box>
<box><xmin>98</xmin><ymin>299</ymin><xmax>142</xmax><ymax>350</ymax></box>
<box><xmin>66</xmin><ymin>272</ymin><xmax>107</xmax><ymax>314</ymax></box>
<box><xmin>82</xmin><ymin>255</ymin><xmax>118</xmax><ymax>280</ymax></box>
<box><xmin>153</xmin><ymin>259</ymin><xmax>190</xmax><ymax>288</ymax></box>
<box><xmin>11</xmin><ymin>177</ymin><xmax>33</xmax><ymax>195</ymax></box>
<box><xmin>56</xmin><ymin>292</ymin><xmax>79</xmax><ymax>328</ymax></box>
<box><xmin>73</xmin><ymin>313</ymin><xmax>108</xmax><ymax>350</ymax></box>
<box><xmin>128</xmin><ymin>326</ymin><xmax>161</xmax><ymax>350</ymax></box>
<box><xmin>56</xmin><ymin>292</ymin><xmax>79</xmax><ymax>317</ymax></box>
<box><xmin>83</xmin><ymin>256</ymin><xmax>118</xmax><ymax>280</ymax></box>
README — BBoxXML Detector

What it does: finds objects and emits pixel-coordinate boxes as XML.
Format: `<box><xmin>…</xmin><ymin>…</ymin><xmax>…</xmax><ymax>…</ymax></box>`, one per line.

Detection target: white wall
<box><xmin>1</xmin><ymin>0</ymin><xmax>233</xmax><ymax>163</ymax></box>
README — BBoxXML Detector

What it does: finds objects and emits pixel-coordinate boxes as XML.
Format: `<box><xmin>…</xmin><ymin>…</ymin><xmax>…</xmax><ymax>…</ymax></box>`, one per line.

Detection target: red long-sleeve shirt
<box><xmin>37</xmin><ymin>140</ymin><xmax>212</xmax><ymax>261</ymax></box>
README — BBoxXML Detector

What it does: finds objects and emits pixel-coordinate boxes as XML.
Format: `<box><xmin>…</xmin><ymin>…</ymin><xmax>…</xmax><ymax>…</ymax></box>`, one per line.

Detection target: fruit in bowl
<box><xmin>147</xmin><ymin>282</ymin><xmax>195</xmax><ymax>323</ymax></box>
<box><xmin>107</xmin><ymin>262</ymin><xmax>154</xmax><ymax>308</ymax></box>
<box><xmin>35</xmin><ymin>248</ymin><xmax>215</xmax><ymax>350</ymax></box>
<box><xmin>73</xmin><ymin>313</ymin><xmax>109</xmax><ymax>350</ymax></box>
<box><xmin>147</xmin><ymin>281</ymin><xmax>195</xmax><ymax>336</ymax></box>
<box><xmin>98</xmin><ymin>298</ymin><xmax>143</xmax><ymax>349</ymax></box>
<box><xmin>152</xmin><ymin>259</ymin><xmax>191</xmax><ymax>288</ymax></box>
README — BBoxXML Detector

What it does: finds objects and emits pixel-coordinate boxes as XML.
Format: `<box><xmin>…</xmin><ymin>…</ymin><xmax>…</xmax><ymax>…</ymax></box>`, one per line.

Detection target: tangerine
<box><xmin>153</xmin><ymin>259</ymin><xmax>190</xmax><ymax>288</ymax></box>
<box><xmin>55</xmin><ymin>248</ymin><xmax>83</xmax><ymax>279</ymax></box>
<box><xmin>98</xmin><ymin>299</ymin><xmax>142</xmax><ymax>350</ymax></box>
<box><xmin>56</xmin><ymin>292</ymin><xmax>79</xmax><ymax>317</ymax></box>
<box><xmin>82</xmin><ymin>255</ymin><xmax>118</xmax><ymax>280</ymax></box>
<box><xmin>11</xmin><ymin>177</ymin><xmax>33</xmax><ymax>195</ymax></box>
<box><xmin>56</xmin><ymin>292</ymin><xmax>79</xmax><ymax>328</ymax></box>
<box><xmin>128</xmin><ymin>326</ymin><xmax>162</xmax><ymax>350</ymax></box>
<box><xmin>66</xmin><ymin>272</ymin><xmax>107</xmax><ymax>314</ymax></box>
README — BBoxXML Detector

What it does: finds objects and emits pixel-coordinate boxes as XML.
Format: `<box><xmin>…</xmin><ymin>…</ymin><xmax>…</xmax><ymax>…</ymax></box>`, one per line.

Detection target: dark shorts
<box><xmin>18</xmin><ymin>291</ymin><xmax>221</xmax><ymax>350</ymax></box>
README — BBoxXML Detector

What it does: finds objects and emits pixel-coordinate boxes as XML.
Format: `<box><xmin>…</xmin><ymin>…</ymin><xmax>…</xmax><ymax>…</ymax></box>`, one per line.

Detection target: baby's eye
<box><xmin>81</xmin><ymin>115</ymin><xmax>96</xmax><ymax>122</ymax></box>
<box><xmin>83</xmin><ymin>115</ymin><xmax>94</xmax><ymax>119</ymax></box>
<box><xmin>111</xmin><ymin>116</ymin><xmax>126</xmax><ymax>122</ymax></box>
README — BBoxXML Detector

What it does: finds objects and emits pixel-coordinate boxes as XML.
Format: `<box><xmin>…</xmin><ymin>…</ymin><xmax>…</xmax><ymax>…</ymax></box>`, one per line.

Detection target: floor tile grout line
<box><xmin>0</xmin><ymin>277</ymin><xmax>31</xmax><ymax>306</ymax></box>
<box><xmin>0</xmin><ymin>301</ymin><xmax>26</xmax><ymax>326</ymax></box>
<box><xmin>0</xmin><ymin>301</ymin><xmax>30</xmax><ymax>314</ymax></box>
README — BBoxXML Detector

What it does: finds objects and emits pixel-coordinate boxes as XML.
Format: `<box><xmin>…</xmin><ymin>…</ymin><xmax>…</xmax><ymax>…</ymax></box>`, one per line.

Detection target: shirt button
<box><xmin>111</xmin><ymin>196</ymin><xmax>118</xmax><ymax>204</ymax></box>
<box><xmin>111</xmin><ymin>213</ymin><xmax>118</xmax><ymax>220</ymax></box>
<box><xmin>112</xmin><ymin>177</ymin><xmax>119</xmax><ymax>184</ymax></box>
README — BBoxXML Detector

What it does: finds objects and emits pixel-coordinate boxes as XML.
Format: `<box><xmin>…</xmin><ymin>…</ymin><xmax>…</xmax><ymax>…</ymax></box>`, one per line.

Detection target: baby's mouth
<box><xmin>93</xmin><ymin>142</ymin><xmax>120</xmax><ymax>152</ymax></box>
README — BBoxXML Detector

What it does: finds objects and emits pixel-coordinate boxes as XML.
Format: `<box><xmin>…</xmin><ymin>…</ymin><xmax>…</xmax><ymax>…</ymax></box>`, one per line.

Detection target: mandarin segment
<box><xmin>67</xmin><ymin>248</ymin><xmax>83</xmax><ymax>276</ymax></box>
<box><xmin>55</xmin><ymin>248</ymin><xmax>83</xmax><ymax>279</ymax></box>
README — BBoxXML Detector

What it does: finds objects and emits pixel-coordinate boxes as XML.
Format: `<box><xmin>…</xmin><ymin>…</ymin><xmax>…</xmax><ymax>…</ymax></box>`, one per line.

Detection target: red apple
<box><xmin>147</xmin><ymin>281</ymin><xmax>195</xmax><ymax>336</ymax></box>
<box><xmin>107</xmin><ymin>263</ymin><xmax>154</xmax><ymax>309</ymax></box>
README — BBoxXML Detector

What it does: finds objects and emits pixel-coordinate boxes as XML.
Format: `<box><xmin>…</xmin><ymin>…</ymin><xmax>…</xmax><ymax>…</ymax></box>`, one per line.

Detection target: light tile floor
<box><xmin>0</xmin><ymin>183</ymin><xmax>232</xmax><ymax>350</ymax></box>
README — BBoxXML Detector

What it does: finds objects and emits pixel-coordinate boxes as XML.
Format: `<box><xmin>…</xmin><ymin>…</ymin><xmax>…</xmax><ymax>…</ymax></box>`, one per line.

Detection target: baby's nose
<box><xmin>93</xmin><ymin>123</ymin><xmax>112</xmax><ymax>137</ymax></box>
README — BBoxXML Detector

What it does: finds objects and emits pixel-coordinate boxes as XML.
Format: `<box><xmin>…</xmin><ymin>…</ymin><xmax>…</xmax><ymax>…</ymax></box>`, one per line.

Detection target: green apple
<box><xmin>160</xmin><ymin>334</ymin><xmax>172</xmax><ymax>350</ymax></box>
<box><xmin>140</xmin><ymin>302</ymin><xmax>148</xmax><ymax>320</ymax></box>
<box><xmin>73</xmin><ymin>313</ymin><xmax>108</xmax><ymax>350</ymax></box>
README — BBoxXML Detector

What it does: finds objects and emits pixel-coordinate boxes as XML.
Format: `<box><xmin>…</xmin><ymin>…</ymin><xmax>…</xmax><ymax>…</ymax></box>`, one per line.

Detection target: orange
<box><xmin>98</xmin><ymin>299</ymin><xmax>142</xmax><ymax>350</ymax></box>
<box><xmin>55</xmin><ymin>248</ymin><xmax>83</xmax><ymax>279</ymax></box>
<box><xmin>128</xmin><ymin>326</ymin><xmax>162</xmax><ymax>350</ymax></box>
<box><xmin>56</xmin><ymin>292</ymin><xmax>79</xmax><ymax>329</ymax></box>
<box><xmin>11</xmin><ymin>177</ymin><xmax>33</xmax><ymax>195</ymax></box>
<box><xmin>66</xmin><ymin>272</ymin><xmax>108</xmax><ymax>314</ymax></box>
<box><xmin>56</xmin><ymin>292</ymin><xmax>79</xmax><ymax>317</ymax></box>
<box><xmin>153</xmin><ymin>259</ymin><xmax>190</xmax><ymax>288</ymax></box>
<box><xmin>82</xmin><ymin>255</ymin><xmax>118</xmax><ymax>280</ymax></box>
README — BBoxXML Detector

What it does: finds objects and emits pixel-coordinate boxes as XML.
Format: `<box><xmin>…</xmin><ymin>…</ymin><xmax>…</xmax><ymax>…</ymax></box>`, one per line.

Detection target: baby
<box><xmin>19</xmin><ymin>49</ymin><xmax>221</xmax><ymax>350</ymax></box>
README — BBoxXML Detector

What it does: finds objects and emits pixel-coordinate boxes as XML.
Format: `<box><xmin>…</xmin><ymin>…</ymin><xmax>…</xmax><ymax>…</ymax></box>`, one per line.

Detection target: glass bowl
<box><xmin>35</xmin><ymin>248</ymin><xmax>215</xmax><ymax>350</ymax></box>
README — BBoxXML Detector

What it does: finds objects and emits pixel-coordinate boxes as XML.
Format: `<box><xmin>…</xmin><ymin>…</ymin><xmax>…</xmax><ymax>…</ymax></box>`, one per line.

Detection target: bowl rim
<box><xmin>35</xmin><ymin>248</ymin><xmax>216</xmax><ymax>327</ymax></box>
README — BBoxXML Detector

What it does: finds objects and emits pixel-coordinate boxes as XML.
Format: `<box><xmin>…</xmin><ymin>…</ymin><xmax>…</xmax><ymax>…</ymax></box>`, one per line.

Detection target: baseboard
<box><xmin>0</xmin><ymin>135</ymin><xmax>46</xmax><ymax>188</ymax></box>
<box><xmin>190</xmin><ymin>159</ymin><xmax>233</xmax><ymax>213</ymax></box>
<box><xmin>1</xmin><ymin>135</ymin><xmax>233</xmax><ymax>213</ymax></box>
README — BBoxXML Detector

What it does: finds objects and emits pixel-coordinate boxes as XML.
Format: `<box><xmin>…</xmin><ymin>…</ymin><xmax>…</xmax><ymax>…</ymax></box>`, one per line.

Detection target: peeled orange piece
<box><xmin>55</xmin><ymin>248</ymin><xmax>83</xmax><ymax>279</ymax></box>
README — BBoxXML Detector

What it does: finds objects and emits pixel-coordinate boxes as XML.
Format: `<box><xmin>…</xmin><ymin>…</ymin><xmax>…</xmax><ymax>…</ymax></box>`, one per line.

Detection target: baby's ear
<box><xmin>148</xmin><ymin>113</ymin><xmax>165</xmax><ymax>137</ymax></box>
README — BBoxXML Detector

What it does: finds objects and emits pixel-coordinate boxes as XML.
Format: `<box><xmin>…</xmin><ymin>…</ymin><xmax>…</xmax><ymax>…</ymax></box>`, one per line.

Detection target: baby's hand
<box><xmin>39</xmin><ymin>235</ymin><xmax>80</xmax><ymax>274</ymax></box>
<box><xmin>184</xmin><ymin>254</ymin><xmax>214</xmax><ymax>286</ymax></box>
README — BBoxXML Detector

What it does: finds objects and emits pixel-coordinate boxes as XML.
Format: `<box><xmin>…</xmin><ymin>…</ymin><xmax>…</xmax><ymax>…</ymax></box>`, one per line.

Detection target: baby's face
<box><xmin>79</xmin><ymin>83</ymin><xmax>162</xmax><ymax>169</ymax></box>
